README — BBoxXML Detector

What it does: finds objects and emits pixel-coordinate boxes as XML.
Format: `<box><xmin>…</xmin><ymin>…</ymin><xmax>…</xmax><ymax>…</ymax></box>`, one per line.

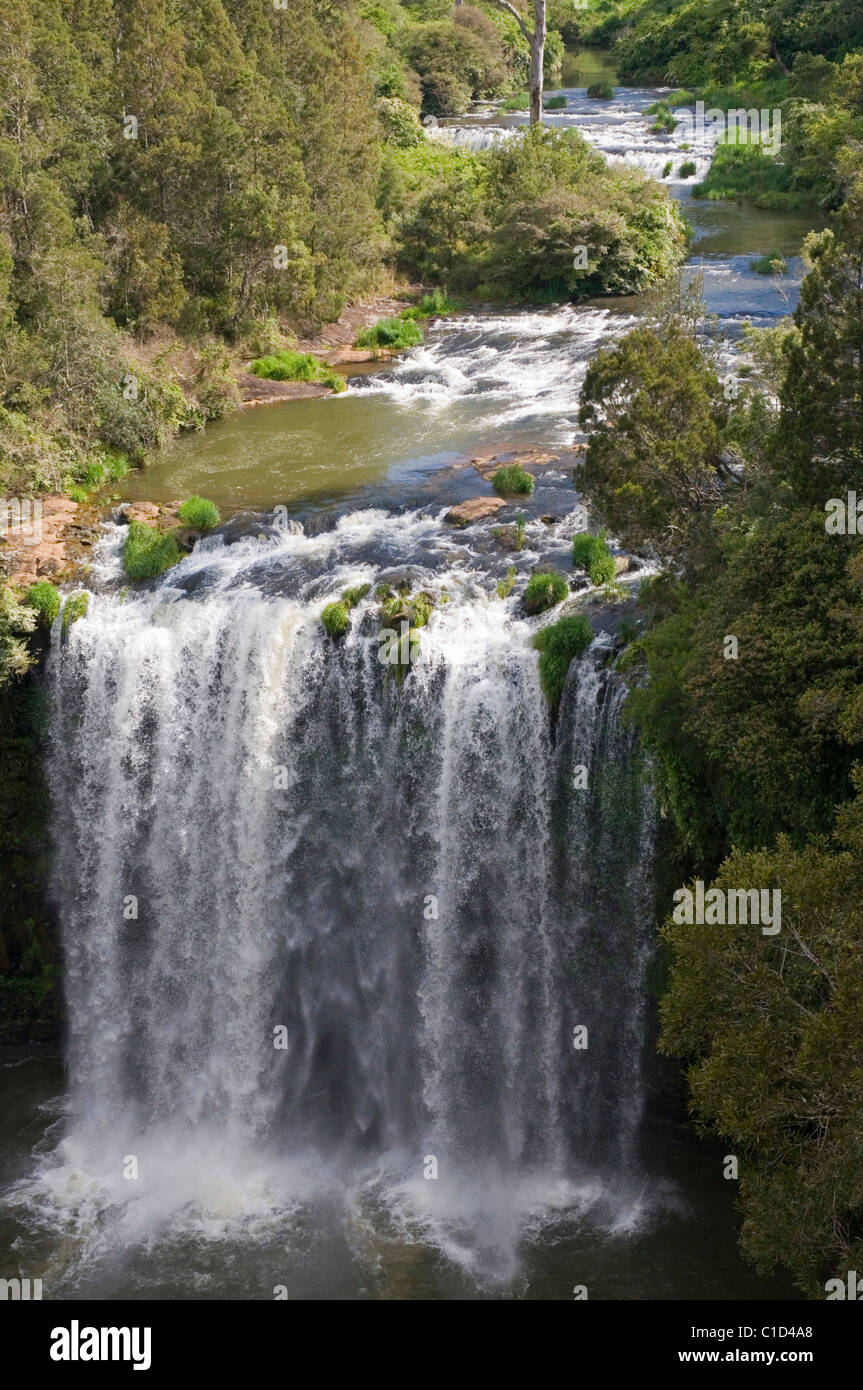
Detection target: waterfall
<box><xmin>36</xmin><ymin>516</ymin><xmax>656</xmax><ymax>1284</ymax></box>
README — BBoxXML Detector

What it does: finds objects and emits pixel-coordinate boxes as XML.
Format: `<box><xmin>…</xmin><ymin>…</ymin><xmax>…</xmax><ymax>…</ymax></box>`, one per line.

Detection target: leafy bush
<box><xmin>355</xmin><ymin>316</ymin><xmax>424</xmax><ymax>349</ymax></box>
<box><xmin>376</xmin><ymin>96</ymin><xmax>424</xmax><ymax>147</ymax></box>
<box><xmin>0</xmin><ymin>583</ymin><xmax>37</xmax><ymax>685</ymax></box>
<box><xmin>24</xmin><ymin>581</ymin><xmax>61</xmax><ymax>628</ymax></box>
<box><xmin>123</xmin><ymin>521</ymin><xmax>183</xmax><ymax>581</ymax></box>
<box><xmin>249</xmin><ymin>350</ymin><xmax>346</xmax><ymax>392</ymax></box>
<box><xmin>544</xmin><ymin>94</ymin><xmax>567</xmax><ymax>110</ymax></box>
<box><xmin>532</xmin><ymin>613</ymin><xmax>593</xmax><ymax>708</ymax></box>
<box><xmin>587</xmin><ymin>82</ymin><xmax>614</xmax><ymax>99</ymax></box>
<box><xmin>524</xmin><ymin>570</ymin><xmax>568</xmax><ymax>614</ymax></box>
<box><xmin>395</xmin><ymin>125</ymin><xmax>687</xmax><ymax>299</ymax></box>
<box><xmin>572</xmin><ymin>531</ymin><xmax>616</xmax><ymax>584</ymax></box>
<box><xmin>177</xmin><ymin>496</ymin><xmax>220</xmax><ymax>530</ymax></box>
<box><xmin>492</xmin><ymin>464</ymin><xmax>534</xmax><ymax>496</ymax></box>
<box><xmin>679</xmin><ymin>160</ymin><xmax>697</xmax><ymax>177</ymax></box>
<box><xmin>399</xmin><ymin>11</ymin><xmax>514</xmax><ymax>116</ymax></box>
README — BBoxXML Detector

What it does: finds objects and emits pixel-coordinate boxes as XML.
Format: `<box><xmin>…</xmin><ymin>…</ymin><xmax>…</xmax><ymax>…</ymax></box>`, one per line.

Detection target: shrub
<box><xmin>524</xmin><ymin>570</ymin><xmax>568</xmax><ymax>614</ymax></box>
<box><xmin>322</xmin><ymin>601</ymin><xmax>350</xmax><ymax>638</ymax></box>
<box><xmin>572</xmin><ymin>531</ymin><xmax>616</xmax><ymax>584</ymax></box>
<box><xmin>500</xmin><ymin>92</ymin><xmax>529</xmax><ymax>110</ymax></box>
<box><xmin>532</xmin><ymin>614</ymin><xmax>593</xmax><ymax>708</ymax></box>
<box><xmin>587</xmin><ymin>82</ymin><xmax>614</xmax><ymax>99</ymax></box>
<box><xmin>679</xmin><ymin>160</ymin><xmax>698</xmax><ymax>177</ymax></box>
<box><xmin>249</xmin><ymin>350</ymin><xmax>346</xmax><ymax>392</ymax></box>
<box><xmin>24</xmin><ymin>581</ymin><xmax>61</xmax><ymax>628</ymax></box>
<box><xmin>376</xmin><ymin>96</ymin><xmax>424</xmax><ymax>147</ymax></box>
<box><xmin>123</xmin><ymin>521</ymin><xmax>183</xmax><ymax>581</ymax></box>
<box><xmin>492</xmin><ymin>463</ymin><xmax>534</xmax><ymax>496</ymax></box>
<box><xmin>749</xmin><ymin>251</ymin><xmax>788</xmax><ymax>274</ymax></box>
<box><xmin>177</xmin><ymin>496</ymin><xmax>221</xmax><ymax>530</ymax></box>
<box><xmin>355</xmin><ymin>316</ymin><xmax>424</xmax><ymax>350</ymax></box>
<box><xmin>544</xmin><ymin>94</ymin><xmax>567</xmax><ymax>110</ymax></box>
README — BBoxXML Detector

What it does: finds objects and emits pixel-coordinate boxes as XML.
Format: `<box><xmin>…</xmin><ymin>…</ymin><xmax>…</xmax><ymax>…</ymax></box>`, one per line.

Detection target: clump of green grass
<box><xmin>342</xmin><ymin>583</ymin><xmax>371</xmax><ymax>608</ymax></box>
<box><xmin>24</xmin><ymin>580</ymin><xmax>61</xmax><ymax>627</ymax></box>
<box><xmin>321</xmin><ymin>582</ymin><xmax>372</xmax><ymax>638</ymax></box>
<box><xmin>355</xmin><ymin>316</ymin><xmax>424</xmax><ymax>350</ymax></box>
<box><xmin>123</xmin><ymin>520</ymin><xmax>183</xmax><ymax>581</ymax></box>
<box><xmin>649</xmin><ymin>103</ymin><xmax>677</xmax><ymax>133</ymax></box>
<box><xmin>398</xmin><ymin>289</ymin><xmax>458</xmax><ymax>320</ymax></box>
<box><xmin>524</xmin><ymin>570</ymin><xmax>568</xmax><ymax>615</ymax></box>
<box><xmin>532</xmin><ymin>614</ymin><xmax>593</xmax><ymax>710</ymax></box>
<box><xmin>249</xmin><ymin>349</ymin><xmax>346</xmax><ymax>392</ymax></box>
<box><xmin>496</xmin><ymin>566</ymin><xmax>516</xmax><ymax>599</ymax></box>
<box><xmin>515</xmin><ymin>513</ymin><xmax>526</xmax><ymax>550</ymax></box>
<box><xmin>587</xmin><ymin>82</ymin><xmax>614</xmax><ymax>100</ymax></box>
<box><xmin>177</xmin><ymin>495</ymin><xmax>220</xmax><ymax>530</ymax></box>
<box><xmin>679</xmin><ymin>160</ymin><xmax>697</xmax><ymax>178</ymax></box>
<box><xmin>321</xmin><ymin>601</ymin><xmax>349</xmax><ymax>638</ymax></box>
<box><xmin>662</xmin><ymin>159</ymin><xmax>673</xmax><ymax>178</ymax></box>
<box><xmin>500</xmin><ymin>92</ymin><xmax>529</xmax><ymax>111</ymax></box>
<box><xmin>544</xmin><ymin>93</ymin><xmax>567</xmax><ymax>110</ymax></box>
<box><xmin>572</xmin><ymin>531</ymin><xmax>616</xmax><ymax>585</ymax></box>
<box><xmin>63</xmin><ymin>450</ymin><xmax>129</xmax><ymax>503</ymax></box>
<box><xmin>749</xmin><ymin>250</ymin><xmax>788</xmax><ymax>274</ymax></box>
<box><xmin>61</xmin><ymin>591</ymin><xmax>89</xmax><ymax>637</ymax></box>
<box><xmin>492</xmin><ymin>464</ymin><xmax>534</xmax><ymax>497</ymax></box>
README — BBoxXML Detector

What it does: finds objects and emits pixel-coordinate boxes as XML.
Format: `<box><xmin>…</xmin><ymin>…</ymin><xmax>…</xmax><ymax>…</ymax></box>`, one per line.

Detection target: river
<box><xmin>0</xmin><ymin>50</ymin><xmax>810</xmax><ymax>1301</ymax></box>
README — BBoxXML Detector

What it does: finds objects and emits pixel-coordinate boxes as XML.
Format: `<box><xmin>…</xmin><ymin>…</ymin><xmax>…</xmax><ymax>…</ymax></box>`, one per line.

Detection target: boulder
<box><xmin>444</xmin><ymin>498</ymin><xmax>507</xmax><ymax>526</ymax></box>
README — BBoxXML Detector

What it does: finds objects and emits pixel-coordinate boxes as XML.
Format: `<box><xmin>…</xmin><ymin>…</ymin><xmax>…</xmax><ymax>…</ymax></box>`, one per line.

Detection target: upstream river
<box><xmin>0</xmin><ymin>51</ymin><xmax>812</xmax><ymax>1301</ymax></box>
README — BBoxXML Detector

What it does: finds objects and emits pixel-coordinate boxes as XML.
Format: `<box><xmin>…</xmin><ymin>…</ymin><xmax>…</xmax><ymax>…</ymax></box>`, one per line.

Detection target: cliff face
<box><xmin>0</xmin><ymin>642</ymin><xmax>61</xmax><ymax>1043</ymax></box>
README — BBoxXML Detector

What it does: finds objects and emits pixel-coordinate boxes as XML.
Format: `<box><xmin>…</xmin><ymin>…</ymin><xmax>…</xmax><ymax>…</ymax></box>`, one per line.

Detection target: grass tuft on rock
<box><xmin>354</xmin><ymin>316</ymin><xmax>424</xmax><ymax>350</ymax></box>
<box><xmin>123</xmin><ymin>520</ymin><xmax>183</xmax><ymax>581</ymax></box>
<box><xmin>533</xmin><ymin>614</ymin><xmax>593</xmax><ymax>710</ymax></box>
<box><xmin>322</xmin><ymin>601</ymin><xmax>349</xmax><ymax>638</ymax></box>
<box><xmin>60</xmin><ymin>591</ymin><xmax>89</xmax><ymax>638</ymax></box>
<box><xmin>177</xmin><ymin>495</ymin><xmax>220</xmax><ymax>530</ymax></box>
<box><xmin>572</xmin><ymin>531</ymin><xmax>616</xmax><ymax>585</ymax></box>
<box><xmin>749</xmin><ymin>250</ymin><xmax>788</xmax><ymax>275</ymax></box>
<box><xmin>249</xmin><ymin>349</ymin><xmax>346</xmax><ymax>392</ymax></box>
<box><xmin>492</xmin><ymin>464</ymin><xmax>534</xmax><ymax>497</ymax></box>
<box><xmin>524</xmin><ymin>570</ymin><xmax>568</xmax><ymax>614</ymax></box>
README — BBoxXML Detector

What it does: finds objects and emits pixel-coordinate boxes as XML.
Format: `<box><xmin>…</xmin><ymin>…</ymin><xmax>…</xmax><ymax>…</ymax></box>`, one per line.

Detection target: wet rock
<box><xmin>444</xmin><ymin>497</ymin><xmax>507</xmax><ymax>526</ymax></box>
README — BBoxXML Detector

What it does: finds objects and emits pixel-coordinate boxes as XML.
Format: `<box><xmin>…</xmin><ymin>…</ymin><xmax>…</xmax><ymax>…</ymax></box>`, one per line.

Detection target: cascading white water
<box><xmin>32</xmin><ymin>514</ymin><xmax>656</xmax><ymax>1285</ymax></box>
<box><xmin>430</xmin><ymin>85</ymin><xmax>719</xmax><ymax>184</ymax></box>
